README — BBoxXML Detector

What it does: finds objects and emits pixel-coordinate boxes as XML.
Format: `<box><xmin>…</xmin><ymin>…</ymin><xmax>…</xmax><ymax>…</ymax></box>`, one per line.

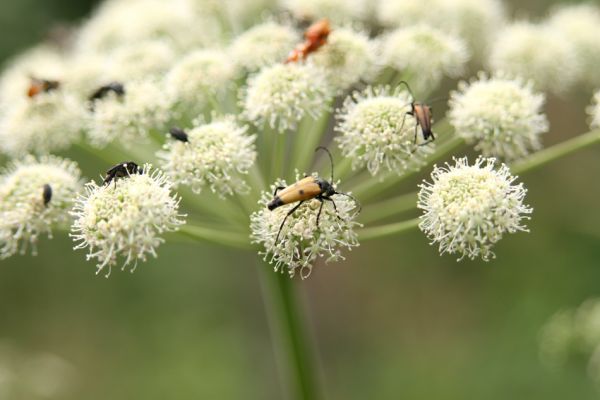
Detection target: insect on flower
<box><xmin>103</xmin><ymin>161</ymin><xmax>142</xmax><ymax>186</ymax></box>
<box><xmin>27</xmin><ymin>77</ymin><xmax>60</xmax><ymax>98</ymax></box>
<box><xmin>268</xmin><ymin>147</ymin><xmax>360</xmax><ymax>244</ymax></box>
<box><xmin>89</xmin><ymin>82</ymin><xmax>125</xmax><ymax>103</ymax></box>
<box><xmin>398</xmin><ymin>81</ymin><xmax>437</xmax><ymax>149</ymax></box>
<box><xmin>168</xmin><ymin>127</ymin><xmax>189</xmax><ymax>143</ymax></box>
<box><xmin>285</xmin><ymin>18</ymin><xmax>331</xmax><ymax>63</ymax></box>
<box><xmin>42</xmin><ymin>183</ymin><xmax>52</xmax><ymax>207</ymax></box>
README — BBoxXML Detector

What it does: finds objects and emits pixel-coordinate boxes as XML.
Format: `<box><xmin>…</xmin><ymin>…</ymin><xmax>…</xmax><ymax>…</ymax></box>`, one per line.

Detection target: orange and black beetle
<box><xmin>285</xmin><ymin>18</ymin><xmax>331</xmax><ymax>63</ymax></box>
<box><xmin>268</xmin><ymin>147</ymin><xmax>360</xmax><ymax>244</ymax></box>
<box><xmin>398</xmin><ymin>81</ymin><xmax>436</xmax><ymax>148</ymax></box>
<box><xmin>27</xmin><ymin>77</ymin><xmax>60</xmax><ymax>98</ymax></box>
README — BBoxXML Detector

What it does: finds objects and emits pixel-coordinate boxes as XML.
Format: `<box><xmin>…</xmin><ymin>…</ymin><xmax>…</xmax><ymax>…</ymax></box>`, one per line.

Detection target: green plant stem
<box><xmin>358</xmin><ymin>218</ymin><xmax>420</xmax><ymax>241</ymax></box>
<box><xmin>351</xmin><ymin>133</ymin><xmax>462</xmax><ymax>202</ymax></box>
<box><xmin>512</xmin><ymin>129</ymin><xmax>600</xmax><ymax>174</ymax></box>
<box><xmin>177</xmin><ymin>224</ymin><xmax>253</xmax><ymax>249</ymax></box>
<box><xmin>359</xmin><ymin>192</ymin><xmax>418</xmax><ymax>224</ymax></box>
<box><xmin>292</xmin><ymin>110</ymin><xmax>332</xmax><ymax>179</ymax></box>
<box><xmin>257</xmin><ymin>262</ymin><xmax>321</xmax><ymax>400</ymax></box>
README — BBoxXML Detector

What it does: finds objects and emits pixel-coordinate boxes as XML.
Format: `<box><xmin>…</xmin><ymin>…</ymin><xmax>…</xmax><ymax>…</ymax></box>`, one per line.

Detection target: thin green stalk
<box><xmin>358</xmin><ymin>218</ymin><xmax>420</xmax><ymax>241</ymax></box>
<box><xmin>257</xmin><ymin>262</ymin><xmax>321</xmax><ymax>400</ymax></box>
<box><xmin>512</xmin><ymin>129</ymin><xmax>600</xmax><ymax>174</ymax></box>
<box><xmin>291</xmin><ymin>110</ymin><xmax>333</xmax><ymax>179</ymax></box>
<box><xmin>177</xmin><ymin>224</ymin><xmax>253</xmax><ymax>249</ymax></box>
<box><xmin>359</xmin><ymin>192</ymin><xmax>418</xmax><ymax>224</ymax></box>
<box><xmin>272</xmin><ymin>131</ymin><xmax>287</xmax><ymax>183</ymax></box>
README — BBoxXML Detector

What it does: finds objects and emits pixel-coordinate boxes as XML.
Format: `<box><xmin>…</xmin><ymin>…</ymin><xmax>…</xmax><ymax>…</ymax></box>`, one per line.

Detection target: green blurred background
<box><xmin>1</xmin><ymin>0</ymin><xmax>599</xmax><ymax>399</ymax></box>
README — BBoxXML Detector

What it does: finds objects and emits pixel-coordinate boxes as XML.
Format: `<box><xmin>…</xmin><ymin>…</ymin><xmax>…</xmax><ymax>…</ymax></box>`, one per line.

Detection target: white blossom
<box><xmin>418</xmin><ymin>157</ymin><xmax>532</xmax><ymax>261</ymax></box>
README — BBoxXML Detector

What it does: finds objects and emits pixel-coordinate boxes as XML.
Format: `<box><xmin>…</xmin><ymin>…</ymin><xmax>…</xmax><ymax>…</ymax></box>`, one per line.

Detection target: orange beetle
<box><xmin>285</xmin><ymin>18</ymin><xmax>331</xmax><ymax>63</ymax></box>
<box><xmin>398</xmin><ymin>81</ymin><xmax>436</xmax><ymax>148</ymax></box>
<box><xmin>268</xmin><ymin>147</ymin><xmax>360</xmax><ymax>244</ymax></box>
<box><xmin>27</xmin><ymin>77</ymin><xmax>60</xmax><ymax>98</ymax></box>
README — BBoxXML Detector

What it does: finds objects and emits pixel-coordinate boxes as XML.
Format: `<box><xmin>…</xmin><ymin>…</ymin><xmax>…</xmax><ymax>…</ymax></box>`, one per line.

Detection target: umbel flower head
<box><xmin>159</xmin><ymin>116</ymin><xmax>256</xmax><ymax>196</ymax></box>
<box><xmin>548</xmin><ymin>4</ymin><xmax>600</xmax><ymax>88</ymax></box>
<box><xmin>588</xmin><ymin>90</ymin><xmax>600</xmax><ymax>129</ymax></box>
<box><xmin>0</xmin><ymin>91</ymin><xmax>85</xmax><ymax>156</ymax></box>
<box><xmin>0</xmin><ymin>156</ymin><xmax>82</xmax><ymax>259</ymax></box>
<box><xmin>241</xmin><ymin>63</ymin><xmax>332</xmax><ymax>132</ymax></box>
<box><xmin>70</xmin><ymin>165</ymin><xmax>185</xmax><ymax>276</ymax></box>
<box><xmin>228</xmin><ymin>21</ymin><xmax>299</xmax><ymax>73</ymax></box>
<box><xmin>106</xmin><ymin>39</ymin><xmax>175</xmax><ymax>81</ymax></box>
<box><xmin>250</xmin><ymin>174</ymin><xmax>361</xmax><ymax>278</ymax></box>
<box><xmin>418</xmin><ymin>157</ymin><xmax>532</xmax><ymax>261</ymax></box>
<box><xmin>540</xmin><ymin>299</ymin><xmax>600</xmax><ymax>375</ymax></box>
<box><xmin>86</xmin><ymin>79</ymin><xmax>172</xmax><ymax>148</ymax></box>
<box><xmin>308</xmin><ymin>27</ymin><xmax>375</xmax><ymax>92</ymax></box>
<box><xmin>488</xmin><ymin>21</ymin><xmax>580</xmax><ymax>94</ymax></box>
<box><xmin>166</xmin><ymin>49</ymin><xmax>236</xmax><ymax>116</ymax></box>
<box><xmin>335</xmin><ymin>85</ymin><xmax>434</xmax><ymax>176</ymax></box>
<box><xmin>449</xmin><ymin>72</ymin><xmax>549</xmax><ymax>161</ymax></box>
<box><xmin>379</xmin><ymin>24</ymin><xmax>469</xmax><ymax>94</ymax></box>
<box><xmin>376</xmin><ymin>0</ymin><xmax>505</xmax><ymax>60</ymax></box>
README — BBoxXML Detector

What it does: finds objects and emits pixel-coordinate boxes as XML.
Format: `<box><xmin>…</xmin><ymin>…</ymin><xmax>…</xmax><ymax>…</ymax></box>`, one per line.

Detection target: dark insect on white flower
<box><xmin>168</xmin><ymin>127</ymin><xmax>189</xmax><ymax>143</ymax></box>
<box><xmin>267</xmin><ymin>147</ymin><xmax>360</xmax><ymax>245</ymax></box>
<box><xmin>102</xmin><ymin>161</ymin><xmax>142</xmax><ymax>186</ymax></box>
<box><xmin>88</xmin><ymin>81</ymin><xmax>125</xmax><ymax>110</ymax></box>
<box><xmin>27</xmin><ymin>76</ymin><xmax>60</xmax><ymax>98</ymax></box>
<box><xmin>42</xmin><ymin>183</ymin><xmax>52</xmax><ymax>207</ymax></box>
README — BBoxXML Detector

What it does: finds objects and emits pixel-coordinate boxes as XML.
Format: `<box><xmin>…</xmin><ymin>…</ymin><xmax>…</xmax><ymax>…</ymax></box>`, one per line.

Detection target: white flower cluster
<box><xmin>0</xmin><ymin>91</ymin><xmax>85</xmax><ymax>156</ymax></box>
<box><xmin>540</xmin><ymin>298</ymin><xmax>600</xmax><ymax>383</ymax></box>
<box><xmin>159</xmin><ymin>116</ymin><xmax>256</xmax><ymax>196</ymax></box>
<box><xmin>0</xmin><ymin>156</ymin><xmax>82</xmax><ymax>258</ymax></box>
<box><xmin>379</xmin><ymin>25</ymin><xmax>469</xmax><ymax>94</ymax></box>
<box><xmin>336</xmin><ymin>86</ymin><xmax>434</xmax><ymax>176</ymax></box>
<box><xmin>418</xmin><ymin>157</ymin><xmax>532</xmax><ymax>261</ymax></box>
<box><xmin>229</xmin><ymin>21</ymin><xmax>299</xmax><ymax>73</ymax></box>
<box><xmin>449</xmin><ymin>73</ymin><xmax>549</xmax><ymax>161</ymax></box>
<box><xmin>488</xmin><ymin>22</ymin><xmax>580</xmax><ymax>94</ymax></box>
<box><xmin>308</xmin><ymin>27</ymin><xmax>375</xmax><ymax>92</ymax></box>
<box><xmin>86</xmin><ymin>79</ymin><xmax>172</xmax><ymax>148</ymax></box>
<box><xmin>71</xmin><ymin>165</ymin><xmax>185</xmax><ymax>276</ymax></box>
<box><xmin>250</xmin><ymin>175</ymin><xmax>361</xmax><ymax>278</ymax></box>
<box><xmin>242</xmin><ymin>63</ymin><xmax>332</xmax><ymax>132</ymax></box>
<box><xmin>281</xmin><ymin>0</ymin><xmax>368</xmax><ymax>23</ymax></box>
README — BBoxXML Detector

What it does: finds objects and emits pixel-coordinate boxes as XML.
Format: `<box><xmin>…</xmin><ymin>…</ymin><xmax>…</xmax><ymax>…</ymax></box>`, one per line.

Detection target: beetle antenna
<box><xmin>315</xmin><ymin>146</ymin><xmax>334</xmax><ymax>182</ymax></box>
<box><xmin>334</xmin><ymin>191</ymin><xmax>362</xmax><ymax>214</ymax></box>
<box><xmin>397</xmin><ymin>80</ymin><xmax>414</xmax><ymax>99</ymax></box>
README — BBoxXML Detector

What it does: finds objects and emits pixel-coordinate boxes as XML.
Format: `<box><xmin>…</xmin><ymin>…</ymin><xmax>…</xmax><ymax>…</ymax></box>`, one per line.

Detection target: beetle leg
<box><xmin>322</xmin><ymin>196</ymin><xmax>344</xmax><ymax>222</ymax></box>
<box><xmin>273</xmin><ymin>186</ymin><xmax>286</xmax><ymax>196</ymax></box>
<box><xmin>316</xmin><ymin>198</ymin><xmax>325</xmax><ymax>228</ymax></box>
<box><xmin>275</xmin><ymin>201</ymin><xmax>304</xmax><ymax>245</ymax></box>
<box><xmin>399</xmin><ymin>111</ymin><xmax>410</xmax><ymax>134</ymax></box>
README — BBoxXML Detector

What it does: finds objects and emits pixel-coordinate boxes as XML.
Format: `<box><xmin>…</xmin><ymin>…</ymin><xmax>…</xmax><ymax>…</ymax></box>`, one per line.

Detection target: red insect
<box><xmin>27</xmin><ymin>77</ymin><xmax>60</xmax><ymax>98</ymax></box>
<box><xmin>285</xmin><ymin>18</ymin><xmax>331</xmax><ymax>63</ymax></box>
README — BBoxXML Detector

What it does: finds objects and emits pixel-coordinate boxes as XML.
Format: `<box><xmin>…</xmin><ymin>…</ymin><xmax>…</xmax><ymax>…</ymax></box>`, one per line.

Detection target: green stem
<box><xmin>358</xmin><ymin>218</ymin><xmax>420</xmax><ymax>241</ymax></box>
<box><xmin>359</xmin><ymin>192</ymin><xmax>418</xmax><ymax>224</ymax></box>
<box><xmin>257</xmin><ymin>262</ymin><xmax>321</xmax><ymax>400</ymax></box>
<box><xmin>512</xmin><ymin>129</ymin><xmax>600</xmax><ymax>174</ymax></box>
<box><xmin>292</xmin><ymin>109</ymin><xmax>332</xmax><ymax>180</ymax></box>
<box><xmin>177</xmin><ymin>224</ymin><xmax>252</xmax><ymax>249</ymax></box>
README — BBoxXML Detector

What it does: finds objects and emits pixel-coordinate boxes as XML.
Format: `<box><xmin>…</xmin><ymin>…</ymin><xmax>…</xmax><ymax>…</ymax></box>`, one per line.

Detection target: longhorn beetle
<box><xmin>268</xmin><ymin>147</ymin><xmax>360</xmax><ymax>245</ymax></box>
<box><xmin>285</xmin><ymin>18</ymin><xmax>331</xmax><ymax>63</ymax></box>
<box><xmin>397</xmin><ymin>81</ymin><xmax>436</xmax><ymax>150</ymax></box>
<box><xmin>103</xmin><ymin>161</ymin><xmax>142</xmax><ymax>186</ymax></box>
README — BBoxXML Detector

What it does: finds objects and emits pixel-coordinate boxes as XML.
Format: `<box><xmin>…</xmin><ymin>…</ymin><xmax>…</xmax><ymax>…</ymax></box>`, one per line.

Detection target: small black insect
<box><xmin>42</xmin><ymin>184</ymin><xmax>52</xmax><ymax>207</ymax></box>
<box><xmin>169</xmin><ymin>127</ymin><xmax>189</xmax><ymax>143</ymax></box>
<box><xmin>88</xmin><ymin>82</ymin><xmax>125</xmax><ymax>110</ymax></box>
<box><xmin>268</xmin><ymin>147</ymin><xmax>360</xmax><ymax>245</ymax></box>
<box><xmin>397</xmin><ymin>81</ymin><xmax>436</xmax><ymax>149</ymax></box>
<box><xmin>103</xmin><ymin>161</ymin><xmax>142</xmax><ymax>186</ymax></box>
